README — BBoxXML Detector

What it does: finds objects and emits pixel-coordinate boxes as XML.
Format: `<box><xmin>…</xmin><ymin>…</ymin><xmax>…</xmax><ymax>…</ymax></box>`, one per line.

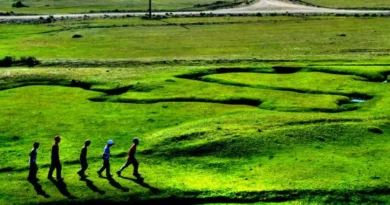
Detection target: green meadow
<box><xmin>0</xmin><ymin>0</ymin><xmax>247</xmax><ymax>14</ymax></box>
<box><xmin>0</xmin><ymin>16</ymin><xmax>389</xmax><ymax>205</ymax></box>
<box><xmin>1</xmin><ymin>16</ymin><xmax>390</xmax><ymax>62</ymax></box>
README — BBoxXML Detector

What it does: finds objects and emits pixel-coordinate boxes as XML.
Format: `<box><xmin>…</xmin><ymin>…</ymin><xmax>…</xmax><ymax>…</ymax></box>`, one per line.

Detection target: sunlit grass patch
<box><xmin>0</xmin><ymin>63</ymin><xmax>389</xmax><ymax>204</ymax></box>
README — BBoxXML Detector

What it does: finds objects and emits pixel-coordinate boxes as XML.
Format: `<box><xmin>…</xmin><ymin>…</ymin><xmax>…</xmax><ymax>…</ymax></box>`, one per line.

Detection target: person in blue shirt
<box><xmin>28</xmin><ymin>141</ymin><xmax>40</xmax><ymax>181</ymax></box>
<box><xmin>97</xmin><ymin>140</ymin><xmax>115</xmax><ymax>178</ymax></box>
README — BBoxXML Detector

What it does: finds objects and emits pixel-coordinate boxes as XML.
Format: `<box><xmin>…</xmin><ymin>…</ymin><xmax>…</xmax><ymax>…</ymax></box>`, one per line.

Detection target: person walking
<box><xmin>97</xmin><ymin>140</ymin><xmax>115</xmax><ymax>178</ymax></box>
<box><xmin>77</xmin><ymin>139</ymin><xmax>91</xmax><ymax>179</ymax></box>
<box><xmin>116</xmin><ymin>137</ymin><xmax>141</xmax><ymax>177</ymax></box>
<box><xmin>28</xmin><ymin>141</ymin><xmax>40</xmax><ymax>181</ymax></box>
<box><xmin>48</xmin><ymin>136</ymin><xmax>64</xmax><ymax>181</ymax></box>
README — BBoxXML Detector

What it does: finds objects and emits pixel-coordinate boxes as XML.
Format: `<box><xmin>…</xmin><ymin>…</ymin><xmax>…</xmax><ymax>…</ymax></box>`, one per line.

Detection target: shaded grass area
<box><xmin>0</xmin><ymin>0</ymin><xmax>248</xmax><ymax>14</ymax></box>
<box><xmin>2</xmin><ymin>16</ymin><xmax>390</xmax><ymax>61</ymax></box>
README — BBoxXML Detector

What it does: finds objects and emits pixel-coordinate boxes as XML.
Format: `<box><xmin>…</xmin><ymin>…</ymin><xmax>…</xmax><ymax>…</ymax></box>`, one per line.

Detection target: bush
<box><xmin>0</xmin><ymin>56</ymin><xmax>14</xmax><ymax>67</ymax></box>
<box><xmin>12</xmin><ymin>1</ymin><xmax>28</xmax><ymax>8</ymax></box>
<box><xmin>0</xmin><ymin>56</ymin><xmax>40</xmax><ymax>67</ymax></box>
<box><xmin>20</xmin><ymin>56</ymin><xmax>40</xmax><ymax>67</ymax></box>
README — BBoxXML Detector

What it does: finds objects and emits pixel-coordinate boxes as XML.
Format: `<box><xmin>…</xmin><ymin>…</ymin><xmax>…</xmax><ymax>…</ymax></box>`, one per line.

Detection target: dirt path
<box><xmin>0</xmin><ymin>0</ymin><xmax>389</xmax><ymax>20</ymax></box>
<box><xmin>213</xmin><ymin>0</ymin><xmax>387</xmax><ymax>13</ymax></box>
<box><xmin>215</xmin><ymin>0</ymin><xmax>332</xmax><ymax>12</ymax></box>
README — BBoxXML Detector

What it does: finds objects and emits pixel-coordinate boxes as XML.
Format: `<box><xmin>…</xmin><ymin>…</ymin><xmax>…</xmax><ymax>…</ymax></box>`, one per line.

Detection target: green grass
<box><xmin>299</xmin><ymin>0</ymin><xmax>390</xmax><ymax>9</ymax></box>
<box><xmin>0</xmin><ymin>63</ymin><xmax>389</xmax><ymax>204</ymax></box>
<box><xmin>0</xmin><ymin>0</ymin><xmax>247</xmax><ymax>14</ymax></box>
<box><xmin>1</xmin><ymin>14</ymin><xmax>390</xmax><ymax>205</ymax></box>
<box><xmin>2</xmin><ymin>16</ymin><xmax>390</xmax><ymax>62</ymax></box>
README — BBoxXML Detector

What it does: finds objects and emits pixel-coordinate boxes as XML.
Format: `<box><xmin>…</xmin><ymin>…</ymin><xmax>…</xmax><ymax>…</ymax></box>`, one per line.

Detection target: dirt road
<box><xmin>215</xmin><ymin>0</ymin><xmax>388</xmax><ymax>13</ymax></box>
<box><xmin>0</xmin><ymin>0</ymin><xmax>389</xmax><ymax>20</ymax></box>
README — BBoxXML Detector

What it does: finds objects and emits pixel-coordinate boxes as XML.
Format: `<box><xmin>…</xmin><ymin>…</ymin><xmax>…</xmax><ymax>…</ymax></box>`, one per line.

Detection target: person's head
<box><xmin>54</xmin><ymin>136</ymin><xmax>62</xmax><ymax>144</ymax></box>
<box><xmin>33</xmin><ymin>141</ymin><xmax>40</xmax><ymax>149</ymax></box>
<box><xmin>107</xmin><ymin>139</ymin><xmax>115</xmax><ymax>147</ymax></box>
<box><xmin>84</xmin><ymin>139</ymin><xmax>91</xmax><ymax>147</ymax></box>
<box><xmin>133</xmin><ymin>137</ymin><xmax>140</xmax><ymax>145</ymax></box>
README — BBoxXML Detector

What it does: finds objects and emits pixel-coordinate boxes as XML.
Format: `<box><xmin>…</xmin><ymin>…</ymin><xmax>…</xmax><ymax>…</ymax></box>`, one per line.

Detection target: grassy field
<box><xmin>0</xmin><ymin>15</ymin><xmax>389</xmax><ymax>205</ymax></box>
<box><xmin>0</xmin><ymin>63</ymin><xmax>389</xmax><ymax>205</ymax></box>
<box><xmin>300</xmin><ymin>0</ymin><xmax>390</xmax><ymax>9</ymax></box>
<box><xmin>0</xmin><ymin>0</ymin><xmax>248</xmax><ymax>14</ymax></box>
<box><xmin>1</xmin><ymin>16</ymin><xmax>390</xmax><ymax>62</ymax></box>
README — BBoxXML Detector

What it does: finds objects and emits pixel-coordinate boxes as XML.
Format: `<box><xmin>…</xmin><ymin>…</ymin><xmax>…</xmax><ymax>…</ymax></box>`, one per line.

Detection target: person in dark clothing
<box><xmin>48</xmin><ymin>136</ymin><xmax>63</xmax><ymax>181</ymax></box>
<box><xmin>116</xmin><ymin>137</ymin><xmax>141</xmax><ymax>177</ymax></box>
<box><xmin>28</xmin><ymin>141</ymin><xmax>40</xmax><ymax>181</ymax></box>
<box><xmin>97</xmin><ymin>140</ymin><xmax>115</xmax><ymax>178</ymax></box>
<box><xmin>77</xmin><ymin>140</ymin><xmax>91</xmax><ymax>179</ymax></box>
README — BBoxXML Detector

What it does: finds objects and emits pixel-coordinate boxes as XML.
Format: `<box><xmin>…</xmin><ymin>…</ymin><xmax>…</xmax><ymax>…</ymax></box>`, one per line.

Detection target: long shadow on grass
<box><xmin>82</xmin><ymin>178</ymin><xmax>105</xmax><ymax>195</ymax></box>
<box><xmin>49</xmin><ymin>178</ymin><xmax>77</xmax><ymax>199</ymax></box>
<box><xmin>119</xmin><ymin>176</ymin><xmax>160</xmax><ymax>194</ymax></box>
<box><xmin>27</xmin><ymin>178</ymin><xmax>50</xmax><ymax>198</ymax></box>
<box><xmin>101</xmin><ymin>176</ymin><xmax>129</xmax><ymax>192</ymax></box>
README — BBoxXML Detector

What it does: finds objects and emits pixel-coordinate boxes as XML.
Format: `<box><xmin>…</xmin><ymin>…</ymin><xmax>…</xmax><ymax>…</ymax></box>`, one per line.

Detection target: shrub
<box><xmin>0</xmin><ymin>56</ymin><xmax>14</xmax><ymax>67</ymax></box>
<box><xmin>0</xmin><ymin>56</ymin><xmax>40</xmax><ymax>67</ymax></box>
<box><xmin>20</xmin><ymin>56</ymin><xmax>40</xmax><ymax>67</ymax></box>
<box><xmin>12</xmin><ymin>1</ymin><xmax>28</xmax><ymax>8</ymax></box>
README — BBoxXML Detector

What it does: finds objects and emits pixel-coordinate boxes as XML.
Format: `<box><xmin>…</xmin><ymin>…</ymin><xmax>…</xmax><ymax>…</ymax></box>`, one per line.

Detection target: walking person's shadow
<box><xmin>101</xmin><ymin>176</ymin><xmax>129</xmax><ymax>192</ymax></box>
<box><xmin>49</xmin><ymin>178</ymin><xmax>77</xmax><ymax>199</ymax></box>
<box><xmin>27</xmin><ymin>178</ymin><xmax>50</xmax><ymax>198</ymax></box>
<box><xmin>119</xmin><ymin>176</ymin><xmax>160</xmax><ymax>194</ymax></box>
<box><xmin>82</xmin><ymin>178</ymin><xmax>105</xmax><ymax>195</ymax></box>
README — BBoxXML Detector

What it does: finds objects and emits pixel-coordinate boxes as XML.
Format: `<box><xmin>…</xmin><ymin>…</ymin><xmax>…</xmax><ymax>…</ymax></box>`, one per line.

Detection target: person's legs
<box><xmin>82</xmin><ymin>162</ymin><xmax>88</xmax><ymax>175</ymax></box>
<box><xmin>116</xmin><ymin>160</ymin><xmax>131</xmax><ymax>176</ymax></box>
<box><xmin>117</xmin><ymin>160</ymin><xmax>131</xmax><ymax>173</ymax></box>
<box><xmin>98</xmin><ymin>160</ymin><xmax>106</xmax><ymax>175</ymax></box>
<box><xmin>28</xmin><ymin>163</ymin><xmax>38</xmax><ymax>180</ymax></box>
<box><xmin>34</xmin><ymin>164</ymin><xmax>39</xmax><ymax>179</ymax></box>
<box><xmin>132</xmin><ymin>159</ymin><xmax>139</xmax><ymax>175</ymax></box>
<box><xmin>104</xmin><ymin>159</ymin><xmax>111</xmax><ymax>177</ymax></box>
<box><xmin>48</xmin><ymin>162</ymin><xmax>55</xmax><ymax>178</ymax></box>
<box><xmin>56</xmin><ymin>163</ymin><xmax>62</xmax><ymax>180</ymax></box>
<box><xmin>78</xmin><ymin>161</ymin><xmax>88</xmax><ymax>176</ymax></box>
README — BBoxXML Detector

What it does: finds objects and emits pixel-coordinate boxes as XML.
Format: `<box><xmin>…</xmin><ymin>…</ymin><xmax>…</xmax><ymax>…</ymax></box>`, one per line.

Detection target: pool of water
<box><xmin>350</xmin><ymin>98</ymin><xmax>366</xmax><ymax>103</ymax></box>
